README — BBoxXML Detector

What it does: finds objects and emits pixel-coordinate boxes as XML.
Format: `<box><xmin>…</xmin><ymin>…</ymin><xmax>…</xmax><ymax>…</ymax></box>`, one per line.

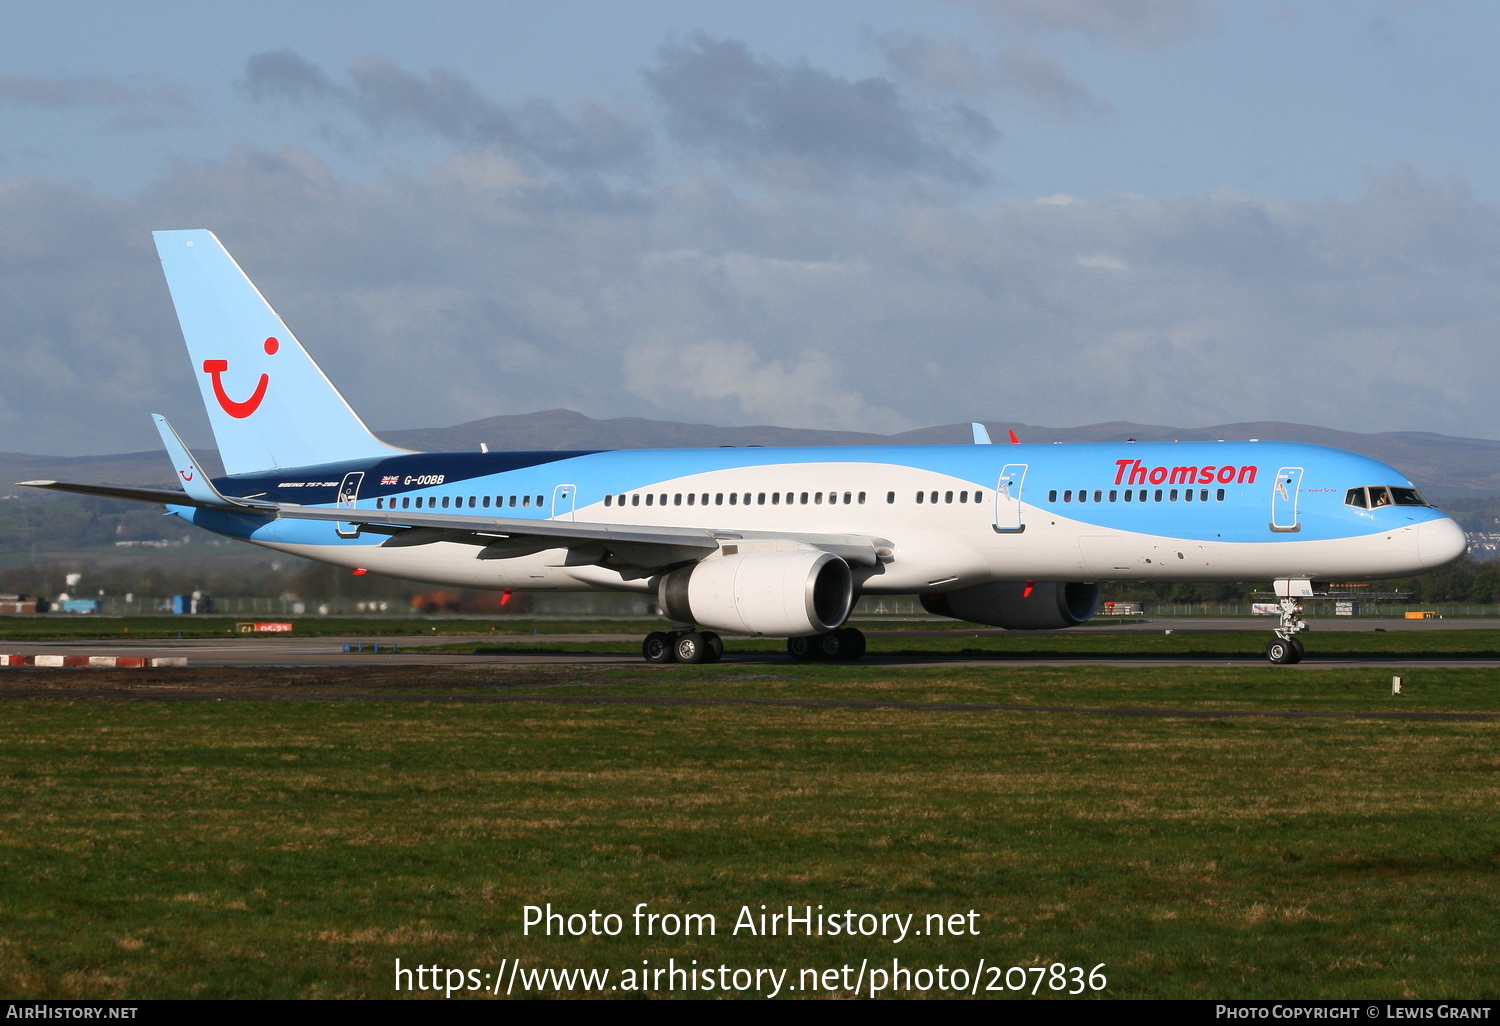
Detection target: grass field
<box><xmin>1</xmin><ymin>661</ymin><xmax>1497</xmax><ymax>1000</ymax></box>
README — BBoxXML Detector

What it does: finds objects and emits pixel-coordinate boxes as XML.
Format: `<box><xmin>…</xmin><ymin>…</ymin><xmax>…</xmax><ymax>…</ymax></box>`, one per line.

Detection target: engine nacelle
<box><xmin>921</xmin><ymin>581</ymin><xmax>1101</xmax><ymax>630</ymax></box>
<box><xmin>659</xmin><ymin>550</ymin><xmax>854</xmax><ymax>636</ymax></box>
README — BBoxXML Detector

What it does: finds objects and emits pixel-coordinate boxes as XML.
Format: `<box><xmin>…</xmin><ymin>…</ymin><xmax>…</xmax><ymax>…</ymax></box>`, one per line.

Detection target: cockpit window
<box><xmin>1346</xmin><ymin>486</ymin><xmax>1430</xmax><ymax>509</ymax></box>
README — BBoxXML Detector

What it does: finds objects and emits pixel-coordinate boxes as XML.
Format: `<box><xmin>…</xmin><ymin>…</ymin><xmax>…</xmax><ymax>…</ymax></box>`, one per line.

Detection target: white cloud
<box><xmin>623</xmin><ymin>337</ymin><xmax>910</xmax><ymax>433</ymax></box>
<box><xmin>1</xmin><ymin>131</ymin><xmax>1498</xmax><ymax>457</ymax></box>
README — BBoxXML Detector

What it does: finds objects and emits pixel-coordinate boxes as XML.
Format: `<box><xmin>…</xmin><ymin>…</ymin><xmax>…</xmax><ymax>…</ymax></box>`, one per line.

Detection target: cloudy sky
<box><xmin>3</xmin><ymin>0</ymin><xmax>1499</xmax><ymax>456</ymax></box>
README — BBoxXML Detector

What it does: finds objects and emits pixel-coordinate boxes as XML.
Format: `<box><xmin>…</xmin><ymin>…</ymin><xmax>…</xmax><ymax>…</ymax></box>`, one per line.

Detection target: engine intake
<box><xmin>659</xmin><ymin>550</ymin><xmax>854</xmax><ymax>636</ymax></box>
<box><xmin>921</xmin><ymin>581</ymin><xmax>1101</xmax><ymax>630</ymax></box>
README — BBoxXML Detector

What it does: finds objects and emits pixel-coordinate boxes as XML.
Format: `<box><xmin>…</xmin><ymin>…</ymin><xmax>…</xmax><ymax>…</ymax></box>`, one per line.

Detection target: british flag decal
<box><xmin>381</xmin><ymin>475</ymin><xmax>398</xmax><ymax>485</ymax></box>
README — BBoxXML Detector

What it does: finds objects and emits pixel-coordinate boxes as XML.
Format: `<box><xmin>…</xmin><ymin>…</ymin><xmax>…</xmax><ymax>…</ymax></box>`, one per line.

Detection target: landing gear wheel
<box><xmin>699</xmin><ymin>631</ymin><xmax>724</xmax><ymax>663</ymax></box>
<box><xmin>643</xmin><ymin>631</ymin><xmax>675</xmax><ymax>664</ymax></box>
<box><xmin>1265</xmin><ymin>638</ymin><xmax>1302</xmax><ymax>664</ymax></box>
<box><xmin>835</xmin><ymin>627</ymin><xmax>866</xmax><ymax>661</ymax></box>
<box><xmin>787</xmin><ymin>636</ymin><xmax>815</xmax><ymax>661</ymax></box>
<box><xmin>674</xmin><ymin>631</ymin><xmax>708</xmax><ymax>664</ymax></box>
<box><xmin>815</xmin><ymin>631</ymin><xmax>846</xmax><ymax>660</ymax></box>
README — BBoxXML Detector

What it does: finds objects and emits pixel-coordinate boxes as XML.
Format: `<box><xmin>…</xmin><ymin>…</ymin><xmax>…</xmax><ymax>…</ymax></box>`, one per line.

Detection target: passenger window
<box><xmin>815</xmin><ymin>492</ymin><xmax>823</xmax><ymax>505</ymax></box>
<box><xmin>916</xmin><ymin>492</ymin><xmax>924</xmax><ymax>504</ymax></box>
<box><xmin>1077</xmin><ymin>490</ymin><xmax>1087</xmax><ymax>503</ymax></box>
<box><xmin>846</xmin><ymin>492</ymin><xmax>854</xmax><ymax>504</ymax></box>
<box><xmin>715</xmin><ymin>493</ymin><xmax>723</xmax><ymax>505</ymax></box>
<box><xmin>673</xmin><ymin>494</ymin><xmax>682</xmax><ymax>506</ymax></box>
<box><xmin>1184</xmin><ymin>489</ymin><xmax>1193</xmax><ymax>502</ymax></box>
<box><xmin>483</xmin><ymin>496</ymin><xmax>491</xmax><ymax>508</ymax></box>
<box><xmin>944</xmin><ymin>491</ymin><xmax>953</xmax><ymax>504</ymax></box>
<box><xmin>1093</xmin><ymin>490</ymin><xmax>1102</xmax><ymax>503</ymax></box>
<box><xmin>1108</xmin><ymin>490</ymin><xmax>1117</xmax><ymax>502</ymax></box>
<box><xmin>1049</xmin><ymin>490</ymin><xmax>1058</xmax><ymax>502</ymax></box>
<box><xmin>1154</xmin><ymin>489</ymin><xmax>1162</xmax><ymax>502</ymax></box>
<box><xmin>1216</xmin><ymin>488</ymin><xmax>1225</xmax><ymax>501</ymax></box>
<box><xmin>646</xmin><ymin>495</ymin><xmax>653</xmax><ymax>506</ymax></box>
<box><xmin>1169</xmin><ymin>489</ymin><xmax>1178</xmax><ymax>502</ymax></box>
<box><xmin>687</xmin><ymin>493</ymin><xmax>694</xmax><ymax>505</ymax></box>
<box><xmin>886</xmin><ymin>492</ymin><xmax>894</xmax><ymax>504</ymax></box>
<box><xmin>442</xmin><ymin>496</ymin><xmax>450</xmax><ymax>508</ymax></box>
<box><xmin>522</xmin><ymin>495</ymin><xmax>530</xmax><ymax>508</ymax></box>
<box><xmin>1064</xmin><ymin>490</ymin><xmax>1072</xmax><ymax>502</ymax></box>
<box><xmin>772</xmin><ymin>492</ymin><xmax>781</xmax><ymax>504</ymax></box>
<box><xmin>1200</xmin><ymin>489</ymin><xmax>1208</xmax><ymax>502</ymax></box>
<box><xmin>758</xmin><ymin>493</ymin><xmax>767</xmax><ymax>505</ymax></box>
<box><xmin>729</xmin><ymin>493</ymin><xmax>737</xmax><ymax>505</ymax></box>
<box><xmin>1123</xmin><ymin>490</ymin><xmax>1132</xmax><ymax>502</ymax></box>
<box><xmin>402</xmin><ymin>497</ymin><xmax>410</xmax><ymax>509</ymax></box>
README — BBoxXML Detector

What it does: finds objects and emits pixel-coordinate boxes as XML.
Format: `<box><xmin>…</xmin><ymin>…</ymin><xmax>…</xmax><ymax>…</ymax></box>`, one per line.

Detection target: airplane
<box><xmin>21</xmin><ymin>229</ymin><xmax>1469</xmax><ymax>665</ymax></box>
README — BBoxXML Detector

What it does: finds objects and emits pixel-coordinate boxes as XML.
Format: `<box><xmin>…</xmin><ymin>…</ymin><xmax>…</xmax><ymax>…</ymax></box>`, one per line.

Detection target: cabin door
<box><xmin>1270</xmin><ymin>466</ymin><xmax>1303</xmax><ymax>532</ymax></box>
<box><xmin>994</xmin><ymin>463</ymin><xmax>1028</xmax><ymax>533</ymax></box>
<box><xmin>551</xmin><ymin>484</ymin><xmax>577</xmax><ymax>521</ymax></box>
<box><xmin>335</xmin><ymin>471</ymin><xmax>365</xmax><ymax>539</ymax></box>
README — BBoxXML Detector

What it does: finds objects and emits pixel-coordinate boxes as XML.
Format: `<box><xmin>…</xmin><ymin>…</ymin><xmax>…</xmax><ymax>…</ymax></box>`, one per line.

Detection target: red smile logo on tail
<box><xmin>203</xmin><ymin>337</ymin><xmax>278</xmax><ymax>418</ymax></box>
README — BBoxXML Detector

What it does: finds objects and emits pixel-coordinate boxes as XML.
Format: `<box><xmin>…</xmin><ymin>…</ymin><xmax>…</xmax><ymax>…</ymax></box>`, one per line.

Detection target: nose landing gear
<box><xmin>1265</xmin><ymin>579</ymin><xmax>1311</xmax><ymax>664</ymax></box>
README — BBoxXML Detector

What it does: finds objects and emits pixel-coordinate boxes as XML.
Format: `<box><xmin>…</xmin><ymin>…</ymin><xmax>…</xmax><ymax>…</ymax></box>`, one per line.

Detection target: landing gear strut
<box><xmin>787</xmin><ymin>627</ymin><xmax>866</xmax><ymax>661</ymax></box>
<box><xmin>1265</xmin><ymin>591</ymin><xmax>1309</xmax><ymax>664</ymax></box>
<box><xmin>642</xmin><ymin>629</ymin><xmax>723</xmax><ymax>664</ymax></box>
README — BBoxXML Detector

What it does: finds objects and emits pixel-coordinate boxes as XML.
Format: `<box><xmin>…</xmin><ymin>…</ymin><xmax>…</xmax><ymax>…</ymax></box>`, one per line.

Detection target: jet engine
<box><xmin>921</xmin><ymin>581</ymin><xmax>1101</xmax><ymax>630</ymax></box>
<box><xmin>659</xmin><ymin>550</ymin><xmax>854</xmax><ymax>636</ymax></box>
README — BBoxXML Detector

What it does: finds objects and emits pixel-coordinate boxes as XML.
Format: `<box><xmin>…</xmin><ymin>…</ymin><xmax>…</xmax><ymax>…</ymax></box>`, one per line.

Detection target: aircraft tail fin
<box><xmin>152</xmin><ymin>229</ymin><xmax>406</xmax><ymax>475</ymax></box>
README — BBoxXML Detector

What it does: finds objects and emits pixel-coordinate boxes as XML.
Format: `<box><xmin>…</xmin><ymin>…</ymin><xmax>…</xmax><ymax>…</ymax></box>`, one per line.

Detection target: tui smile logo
<box><xmin>203</xmin><ymin>337</ymin><xmax>278</xmax><ymax>418</ymax></box>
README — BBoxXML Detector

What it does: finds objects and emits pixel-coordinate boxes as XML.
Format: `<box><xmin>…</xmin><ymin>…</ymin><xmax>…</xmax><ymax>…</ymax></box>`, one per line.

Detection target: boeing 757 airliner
<box><xmin>21</xmin><ymin>230</ymin><xmax>1468</xmax><ymax>664</ymax></box>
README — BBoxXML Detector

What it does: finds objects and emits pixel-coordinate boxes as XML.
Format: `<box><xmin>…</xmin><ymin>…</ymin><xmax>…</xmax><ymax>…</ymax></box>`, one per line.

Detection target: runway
<box><xmin>2</xmin><ymin>618</ymin><xmax>1498</xmax><ymax>669</ymax></box>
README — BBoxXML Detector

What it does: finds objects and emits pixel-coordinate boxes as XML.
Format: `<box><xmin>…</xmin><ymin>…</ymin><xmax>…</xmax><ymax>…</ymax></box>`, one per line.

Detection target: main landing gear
<box><xmin>638</xmin><ymin>626</ymin><xmax>869</xmax><ymax>663</ymax></box>
<box><xmin>786</xmin><ymin>627</ymin><xmax>867</xmax><ymax>662</ymax></box>
<box><xmin>642</xmin><ymin>629</ymin><xmax>724</xmax><ymax>664</ymax></box>
<box><xmin>1265</xmin><ymin>592</ymin><xmax>1309</xmax><ymax>664</ymax></box>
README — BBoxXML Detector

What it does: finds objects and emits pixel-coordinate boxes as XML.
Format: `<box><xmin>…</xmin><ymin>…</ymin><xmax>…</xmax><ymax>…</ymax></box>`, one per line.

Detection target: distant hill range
<box><xmin>4</xmin><ymin>409</ymin><xmax>1498</xmax><ymax>500</ymax></box>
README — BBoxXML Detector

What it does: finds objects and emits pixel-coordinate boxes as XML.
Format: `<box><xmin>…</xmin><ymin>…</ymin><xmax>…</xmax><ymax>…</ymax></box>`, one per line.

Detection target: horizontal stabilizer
<box><xmin>16</xmin><ymin>479</ymin><xmax>273</xmax><ymax>513</ymax></box>
<box><xmin>152</xmin><ymin>414</ymin><xmax>232</xmax><ymax>507</ymax></box>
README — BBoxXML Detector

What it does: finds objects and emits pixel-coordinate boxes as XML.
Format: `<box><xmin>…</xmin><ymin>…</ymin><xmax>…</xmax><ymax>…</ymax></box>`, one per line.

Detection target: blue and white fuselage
<box><xmin>21</xmin><ymin>230</ymin><xmax>1468</xmax><ymax>664</ymax></box>
<box><xmin>185</xmin><ymin>439</ymin><xmax>1462</xmax><ymax>593</ymax></box>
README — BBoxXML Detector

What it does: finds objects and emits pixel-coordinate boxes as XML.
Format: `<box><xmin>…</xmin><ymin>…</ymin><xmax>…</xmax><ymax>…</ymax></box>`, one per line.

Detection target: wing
<box><xmin>269</xmin><ymin>502</ymin><xmax>889</xmax><ymax>571</ymax></box>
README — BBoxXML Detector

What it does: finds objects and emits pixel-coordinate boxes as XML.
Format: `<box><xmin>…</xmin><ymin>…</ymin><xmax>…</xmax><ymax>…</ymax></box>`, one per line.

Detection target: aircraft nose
<box><xmin>1416</xmin><ymin>517</ymin><xmax>1468</xmax><ymax>568</ymax></box>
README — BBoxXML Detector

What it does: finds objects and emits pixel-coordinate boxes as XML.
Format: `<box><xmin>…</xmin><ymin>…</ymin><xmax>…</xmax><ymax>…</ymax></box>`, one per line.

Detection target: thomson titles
<box><xmin>522</xmin><ymin>903</ymin><xmax>980</xmax><ymax>943</ymax></box>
